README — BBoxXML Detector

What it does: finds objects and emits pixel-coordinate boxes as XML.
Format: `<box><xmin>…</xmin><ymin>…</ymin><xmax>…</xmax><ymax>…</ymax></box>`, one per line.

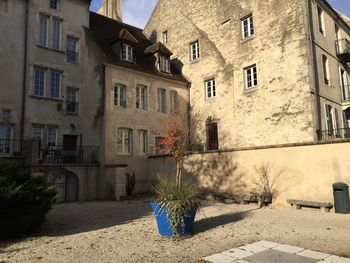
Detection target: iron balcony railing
<box><xmin>0</xmin><ymin>139</ymin><xmax>23</xmax><ymax>157</ymax></box>
<box><xmin>39</xmin><ymin>145</ymin><xmax>99</xmax><ymax>165</ymax></box>
<box><xmin>318</xmin><ymin>128</ymin><xmax>350</xmax><ymax>142</ymax></box>
<box><xmin>341</xmin><ymin>85</ymin><xmax>350</xmax><ymax>102</ymax></box>
<box><xmin>335</xmin><ymin>39</ymin><xmax>350</xmax><ymax>63</ymax></box>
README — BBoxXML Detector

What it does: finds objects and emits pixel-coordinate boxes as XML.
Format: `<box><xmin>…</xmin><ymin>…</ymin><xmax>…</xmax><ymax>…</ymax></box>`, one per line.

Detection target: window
<box><xmin>163</xmin><ymin>31</ymin><xmax>168</xmax><ymax>44</ymax></box>
<box><xmin>155</xmin><ymin>137</ymin><xmax>165</xmax><ymax>154</ymax></box>
<box><xmin>159</xmin><ymin>55</ymin><xmax>170</xmax><ymax>73</ymax></box>
<box><xmin>121</xmin><ymin>43</ymin><xmax>134</xmax><ymax>62</ymax></box>
<box><xmin>242</xmin><ymin>14</ymin><xmax>254</xmax><ymax>39</ymax></box>
<box><xmin>317</xmin><ymin>6</ymin><xmax>325</xmax><ymax>36</ymax></box>
<box><xmin>170</xmin><ymin>90</ymin><xmax>179</xmax><ymax>113</ymax></box>
<box><xmin>50</xmin><ymin>0</ymin><xmax>59</xmax><ymax>10</ymax></box>
<box><xmin>136</xmin><ymin>85</ymin><xmax>148</xmax><ymax>111</ymax></box>
<box><xmin>52</xmin><ymin>18</ymin><xmax>61</xmax><ymax>50</ymax></box>
<box><xmin>207</xmin><ymin>122</ymin><xmax>218</xmax><ymax>151</ymax></box>
<box><xmin>50</xmin><ymin>71</ymin><xmax>61</xmax><ymax>98</ymax></box>
<box><xmin>205</xmin><ymin>79</ymin><xmax>216</xmax><ymax>99</ymax></box>
<box><xmin>190</xmin><ymin>40</ymin><xmax>200</xmax><ymax>61</ymax></box>
<box><xmin>67</xmin><ymin>37</ymin><xmax>79</xmax><ymax>63</ymax></box>
<box><xmin>32</xmin><ymin>126</ymin><xmax>43</xmax><ymax>142</ymax></box>
<box><xmin>47</xmin><ymin>127</ymin><xmax>58</xmax><ymax>146</ymax></box>
<box><xmin>340</xmin><ymin>67</ymin><xmax>349</xmax><ymax>101</ymax></box>
<box><xmin>322</xmin><ymin>55</ymin><xmax>330</xmax><ymax>85</ymax></box>
<box><xmin>0</xmin><ymin>124</ymin><xmax>11</xmax><ymax>154</ymax></box>
<box><xmin>39</xmin><ymin>14</ymin><xmax>49</xmax><ymax>47</ymax></box>
<box><xmin>66</xmin><ymin>88</ymin><xmax>79</xmax><ymax>115</ymax></box>
<box><xmin>157</xmin><ymin>88</ymin><xmax>166</xmax><ymax>113</ymax></box>
<box><xmin>138</xmin><ymin>130</ymin><xmax>148</xmax><ymax>155</ymax></box>
<box><xmin>0</xmin><ymin>0</ymin><xmax>9</xmax><ymax>14</ymax></box>
<box><xmin>117</xmin><ymin>128</ymin><xmax>132</xmax><ymax>154</ymax></box>
<box><xmin>1</xmin><ymin>109</ymin><xmax>10</xmax><ymax>118</ymax></box>
<box><xmin>114</xmin><ymin>84</ymin><xmax>127</xmax><ymax>108</ymax></box>
<box><xmin>244</xmin><ymin>64</ymin><xmax>258</xmax><ymax>89</ymax></box>
<box><xmin>34</xmin><ymin>67</ymin><xmax>46</xmax><ymax>96</ymax></box>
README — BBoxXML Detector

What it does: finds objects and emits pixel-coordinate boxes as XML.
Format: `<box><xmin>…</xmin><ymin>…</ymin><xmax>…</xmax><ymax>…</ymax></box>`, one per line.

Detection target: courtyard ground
<box><xmin>0</xmin><ymin>199</ymin><xmax>349</xmax><ymax>263</ymax></box>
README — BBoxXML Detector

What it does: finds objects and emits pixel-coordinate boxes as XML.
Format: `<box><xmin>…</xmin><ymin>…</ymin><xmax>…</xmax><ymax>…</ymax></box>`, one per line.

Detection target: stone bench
<box><xmin>287</xmin><ymin>199</ymin><xmax>333</xmax><ymax>212</ymax></box>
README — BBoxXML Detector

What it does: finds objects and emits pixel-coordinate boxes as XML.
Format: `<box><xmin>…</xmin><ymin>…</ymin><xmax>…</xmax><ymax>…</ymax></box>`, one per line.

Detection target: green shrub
<box><xmin>0</xmin><ymin>161</ymin><xmax>57</xmax><ymax>239</ymax></box>
<box><xmin>153</xmin><ymin>177</ymin><xmax>201</xmax><ymax>236</ymax></box>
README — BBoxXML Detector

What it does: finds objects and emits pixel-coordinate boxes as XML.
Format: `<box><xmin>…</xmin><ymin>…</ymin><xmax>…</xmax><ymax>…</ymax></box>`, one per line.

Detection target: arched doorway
<box><xmin>54</xmin><ymin>172</ymin><xmax>78</xmax><ymax>203</ymax></box>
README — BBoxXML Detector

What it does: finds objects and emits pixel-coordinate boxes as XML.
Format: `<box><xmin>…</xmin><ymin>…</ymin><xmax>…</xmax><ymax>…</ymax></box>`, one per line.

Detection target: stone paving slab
<box><xmin>202</xmin><ymin>241</ymin><xmax>350</xmax><ymax>263</ymax></box>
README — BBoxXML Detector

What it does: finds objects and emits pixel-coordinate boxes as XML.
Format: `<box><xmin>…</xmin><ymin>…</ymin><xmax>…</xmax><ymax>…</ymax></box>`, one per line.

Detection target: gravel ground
<box><xmin>0</xmin><ymin>199</ymin><xmax>349</xmax><ymax>263</ymax></box>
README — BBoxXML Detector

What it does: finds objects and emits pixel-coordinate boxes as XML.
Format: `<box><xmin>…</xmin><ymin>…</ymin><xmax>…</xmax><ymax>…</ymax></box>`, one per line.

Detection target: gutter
<box><xmin>20</xmin><ymin>0</ymin><xmax>29</xmax><ymax>141</ymax></box>
<box><xmin>307</xmin><ymin>0</ymin><xmax>322</xmax><ymax>140</ymax></box>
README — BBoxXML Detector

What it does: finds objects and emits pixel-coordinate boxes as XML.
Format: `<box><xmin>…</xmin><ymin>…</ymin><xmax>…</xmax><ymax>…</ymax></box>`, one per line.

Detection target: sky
<box><xmin>90</xmin><ymin>0</ymin><xmax>349</xmax><ymax>29</ymax></box>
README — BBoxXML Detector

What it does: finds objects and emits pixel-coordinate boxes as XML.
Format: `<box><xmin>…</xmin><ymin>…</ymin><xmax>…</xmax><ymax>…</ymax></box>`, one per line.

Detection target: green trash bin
<box><xmin>333</xmin><ymin>183</ymin><xmax>350</xmax><ymax>214</ymax></box>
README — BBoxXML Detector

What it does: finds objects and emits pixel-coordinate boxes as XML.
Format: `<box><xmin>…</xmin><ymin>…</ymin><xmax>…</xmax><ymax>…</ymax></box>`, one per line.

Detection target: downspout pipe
<box><xmin>20</xmin><ymin>0</ymin><xmax>29</xmax><ymax>141</ymax></box>
<box><xmin>307</xmin><ymin>0</ymin><xmax>322</xmax><ymax>140</ymax></box>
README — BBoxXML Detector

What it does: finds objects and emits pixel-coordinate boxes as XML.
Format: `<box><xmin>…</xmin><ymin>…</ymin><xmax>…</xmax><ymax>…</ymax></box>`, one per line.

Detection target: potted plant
<box><xmin>151</xmin><ymin>112</ymin><xmax>201</xmax><ymax>238</ymax></box>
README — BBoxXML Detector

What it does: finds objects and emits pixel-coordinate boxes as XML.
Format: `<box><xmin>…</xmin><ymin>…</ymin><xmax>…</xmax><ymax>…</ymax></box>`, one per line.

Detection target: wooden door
<box><xmin>208</xmin><ymin>123</ymin><xmax>218</xmax><ymax>150</ymax></box>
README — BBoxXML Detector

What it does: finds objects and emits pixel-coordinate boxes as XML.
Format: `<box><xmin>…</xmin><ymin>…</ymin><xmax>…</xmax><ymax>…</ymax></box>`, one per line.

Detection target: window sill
<box><xmin>243</xmin><ymin>86</ymin><xmax>259</xmax><ymax>94</ymax></box>
<box><xmin>205</xmin><ymin>97</ymin><xmax>217</xmax><ymax>102</ymax></box>
<box><xmin>240</xmin><ymin>36</ymin><xmax>255</xmax><ymax>44</ymax></box>
<box><xmin>66</xmin><ymin>113</ymin><xmax>79</xmax><ymax>116</ymax></box>
<box><xmin>117</xmin><ymin>153</ymin><xmax>132</xmax><ymax>156</ymax></box>
<box><xmin>36</xmin><ymin>45</ymin><xmax>65</xmax><ymax>54</ymax></box>
<box><xmin>67</xmin><ymin>60</ymin><xmax>79</xmax><ymax>65</ymax></box>
<box><xmin>189</xmin><ymin>58</ymin><xmax>200</xmax><ymax>64</ymax></box>
<box><xmin>30</xmin><ymin>95</ymin><xmax>63</xmax><ymax>102</ymax></box>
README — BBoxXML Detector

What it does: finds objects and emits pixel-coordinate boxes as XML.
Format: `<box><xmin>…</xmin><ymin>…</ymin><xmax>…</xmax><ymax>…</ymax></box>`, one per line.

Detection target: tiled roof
<box><xmin>88</xmin><ymin>12</ymin><xmax>189</xmax><ymax>84</ymax></box>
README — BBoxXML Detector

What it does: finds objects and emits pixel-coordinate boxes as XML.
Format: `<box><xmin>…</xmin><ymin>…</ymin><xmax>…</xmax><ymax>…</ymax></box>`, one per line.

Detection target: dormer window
<box><xmin>122</xmin><ymin>43</ymin><xmax>134</xmax><ymax>62</ymax></box>
<box><xmin>159</xmin><ymin>55</ymin><xmax>170</xmax><ymax>73</ymax></box>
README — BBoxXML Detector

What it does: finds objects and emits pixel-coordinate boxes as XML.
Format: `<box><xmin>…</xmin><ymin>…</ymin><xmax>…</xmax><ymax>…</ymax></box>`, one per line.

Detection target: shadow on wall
<box><xmin>183</xmin><ymin>151</ymin><xmax>247</xmax><ymax>198</ymax></box>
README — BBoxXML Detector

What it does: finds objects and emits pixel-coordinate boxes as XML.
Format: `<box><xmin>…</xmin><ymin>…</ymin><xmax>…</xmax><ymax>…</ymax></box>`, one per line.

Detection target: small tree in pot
<box><xmin>152</xmin><ymin>112</ymin><xmax>202</xmax><ymax>238</ymax></box>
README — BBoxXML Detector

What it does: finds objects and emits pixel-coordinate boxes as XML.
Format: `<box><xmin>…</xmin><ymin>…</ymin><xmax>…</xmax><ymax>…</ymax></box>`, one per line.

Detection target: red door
<box><xmin>208</xmin><ymin>123</ymin><xmax>218</xmax><ymax>150</ymax></box>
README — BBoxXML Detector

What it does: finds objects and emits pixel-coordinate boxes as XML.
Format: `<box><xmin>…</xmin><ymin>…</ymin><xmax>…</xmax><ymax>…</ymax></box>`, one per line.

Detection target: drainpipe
<box><xmin>20</xmin><ymin>0</ymin><xmax>29</xmax><ymax>141</ymax></box>
<box><xmin>187</xmin><ymin>82</ymin><xmax>191</xmax><ymax>151</ymax></box>
<box><xmin>307</xmin><ymin>0</ymin><xmax>322</xmax><ymax>140</ymax></box>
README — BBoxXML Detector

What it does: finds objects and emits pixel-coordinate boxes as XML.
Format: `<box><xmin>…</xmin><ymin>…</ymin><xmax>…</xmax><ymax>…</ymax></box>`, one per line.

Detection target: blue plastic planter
<box><xmin>151</xmin><ymin>202</ymin><xmax>197</xmax><ymax>237</ymax></box>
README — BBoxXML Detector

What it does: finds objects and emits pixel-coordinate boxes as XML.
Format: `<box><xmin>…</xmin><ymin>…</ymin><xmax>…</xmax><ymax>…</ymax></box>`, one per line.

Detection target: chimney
<box><xmin>96</xmin><ymin>0</ymin><xmax>122</xmax><ymax>21</ymax></box>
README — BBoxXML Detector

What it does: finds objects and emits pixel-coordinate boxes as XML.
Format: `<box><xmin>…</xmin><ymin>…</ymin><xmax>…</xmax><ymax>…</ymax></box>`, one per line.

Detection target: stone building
<box><xmin>86</xmin><ymin>12</ymin><xmax>189</xmax><ymax>198</ymax></box>
<box><xmin>145</xmin><ymin>0</ymin><xmax>350</xmax><ymax>150</ymax></box>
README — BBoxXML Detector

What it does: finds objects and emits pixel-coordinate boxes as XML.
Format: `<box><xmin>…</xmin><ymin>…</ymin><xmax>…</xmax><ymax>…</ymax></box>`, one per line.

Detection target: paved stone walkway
<box><xmin>203</xmin><ymin>241</ymin><xmax>350</xmax><ymax>263</ymax></box>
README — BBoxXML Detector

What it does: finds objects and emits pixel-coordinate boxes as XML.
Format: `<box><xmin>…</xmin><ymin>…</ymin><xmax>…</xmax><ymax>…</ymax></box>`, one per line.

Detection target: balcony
<box><xmin>335</xmin><ymin>39</ymin><xmax>350</xmax><ymax>64</ymax></box>
<box><xmin>39</xmin><ymin>145</ymin><xmax>99</xmax><ymax>165</ymax></box>
<box><xmin>0</xmin><ymin>139</ymin><xmax>23</xmax><ymax>157</ymax></box>
<box><xmin>318</xmin><ymin>128</ymin><xmax>350</xmax><ymax>142</ymax></box>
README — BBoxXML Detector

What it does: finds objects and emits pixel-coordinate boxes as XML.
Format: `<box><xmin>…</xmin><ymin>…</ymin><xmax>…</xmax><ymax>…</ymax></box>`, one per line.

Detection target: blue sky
<box><xmin>90</xmin><ymin>0</ymin><xmax>349</xmax><ymax>29</ymax></box>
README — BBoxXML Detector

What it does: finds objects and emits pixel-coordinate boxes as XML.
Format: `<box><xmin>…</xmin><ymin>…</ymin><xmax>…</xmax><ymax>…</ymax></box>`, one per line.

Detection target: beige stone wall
<box><xmin>149</xmin><ymin>142</ymin><xmax>350</xmax><ymax>207</ymax></box>
<box><xmin>96</xmin><ymin>0</ymin><xmax>122</xmax><ymax>21</ymax></box>
<box><xmin>145</xmin><ymin>0</ymin><xmax>315</xmax><ymax>149</ymax></box>
<box><xmin>102</xmin><ymin>64</ymin><xmax>189</xmax><ymax>195</ymax></box>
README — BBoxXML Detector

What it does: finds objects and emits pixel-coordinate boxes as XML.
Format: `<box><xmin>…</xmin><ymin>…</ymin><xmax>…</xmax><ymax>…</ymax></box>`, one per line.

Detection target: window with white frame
<box><xmin>52</xmin><ymin>18</ymin><xmax>61</xmax><ymax>50</ymax></box>
<box><xmin>340</xmin><ymin>67</ymin><xmax>349</xmax><ymax>101</ymax></box>
<box><xmin>66</xmin><ymin>88</ymin><xmax>79</xmax><ymax>115</ymax></box>
<box><xmin>114</xmin><ymin>84</ymin><xmax>127</xmax><ymax>108</ymax></box>
<box><xmin>136</xmin><ymin>85</ymin><xmax>148</xmax><ymax>111</ymax></box>
<box><xmin>324</xmin><ymin>104</ymin><xmax>341</xmax><ymax>136</ymax></box>
<box><xmin>117</xmin><ymin>128</ymin><xmax>132</xmax><ymax>154</ymax></box>
<box><xmin>163</xmin><ymin>31</ymin><xmax>168</xmax><ymax>44</ymax></box>
<box><xmin>190</xmin><ymin>40</ymin><xmax>200</xmax><ymax>61</ymax></box>
<box><xmin>39</xmin><ymin>14</ymin><xmax>49</xmax><ymax>47</ymax></box>
<box><xmin>0</xmin><ymin>124</ymin><xmax>11</xmax><ymax>140</ymax></box>
<box><xmin>322</xmin><ymin>55</ymin><xmax>330</xmax><ymax>85</ymax></box>
<box><xmin>241</xmin><ymin>14</ymin><xmax>254</xmax><ymax>39</ymax></box>
<box><xmin>47</xmin><ymin>127</ymin><xmax>58</xmax><ymax>146</ymax></box>
<box><xmin>244</xmin><ymin>64</ymin><xmax>258</xmax><ymax>89</ymax></box>
<box><xmin>159</xmin><ymin>55</ymin><xmax>170</xmax><ymax>73</ymax></box>
<box><xmin>34</xmin><ymin>67</ymin><xmax>46</xmax><ymax>96</ymax></box>
<box><xmin>121</xmin><ymin>43</ymin><xmax>134</xmax><ymax>62</ymax></box>
<box><xmin>1</xmin><ymin>109</ymin><xmax>10</xmax><ymax>118</ymax></box>
<box><xmin>317</xmin><ymin>6</ymin><xmax>325</xmax><ymax>36</ymax></box>
<box><xmin>157</xmin><ymin>88</ymin><xmax>166</xmax><ymax>113</ymax></box>
<box><xmin>32</xmin><ymin>126</ymin><xmax>43</xmax><ymax>142</ymax></box>
<box><xmin>66</xmin><ymin>36</ymin><xmax>79</xmax><ymax>63</ymax></box>
<box><xmin>138</xmin><ymin>130</ymin><xmax>148</xmax><ymax>155</ymax></box>
<box><xmin>50</xmin><ymin>70</ymin><xmax>61</xmax><ymax>98</ymax></box>
<box><xmin>50</xmin><ymin>0</ymin><xmax>59</xmax><ymax>10</ymax></box>
<box><xmin>205</xmin><ymin>79</ymin><xmax>216</xmax><ymax>99</ymax></box>
<box><xmin>170</xmin><ymin>90</ymin><xmax>179</xmax><ymax>113</ymax></box>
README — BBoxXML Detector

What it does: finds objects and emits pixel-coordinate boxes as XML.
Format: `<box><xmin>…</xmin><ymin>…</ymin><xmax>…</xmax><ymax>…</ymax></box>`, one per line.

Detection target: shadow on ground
<box><xmin>194</xmin><ymin>208</ymin><xmax>258</xmax><ymax>234</ymax></box>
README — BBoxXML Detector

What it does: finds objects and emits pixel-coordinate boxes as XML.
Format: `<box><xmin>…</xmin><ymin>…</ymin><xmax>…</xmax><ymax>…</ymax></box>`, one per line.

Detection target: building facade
<box><xmin>145</xmin><ymin>0</ymin><xmax>350</xmax><ymax>150</ymax></box>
